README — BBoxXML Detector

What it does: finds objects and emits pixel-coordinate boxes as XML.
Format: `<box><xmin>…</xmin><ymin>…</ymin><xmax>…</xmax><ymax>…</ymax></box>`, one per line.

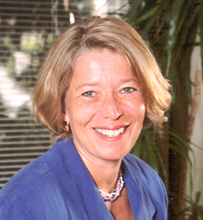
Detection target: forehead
<box><xmin>70</xmin><ymin>49</ymin><xmax>137</xmax><ymax>86</ymax></box>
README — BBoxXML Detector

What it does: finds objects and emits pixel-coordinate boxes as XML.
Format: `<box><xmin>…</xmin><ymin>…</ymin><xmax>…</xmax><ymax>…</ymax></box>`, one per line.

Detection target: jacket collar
<box><xmin>45</xmin><ymin>138</ymin><xmax>156</xmax><ymax>219</ymax></box>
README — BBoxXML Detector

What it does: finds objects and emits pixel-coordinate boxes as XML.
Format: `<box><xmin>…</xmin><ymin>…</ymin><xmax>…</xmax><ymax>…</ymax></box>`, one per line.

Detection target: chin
<box><xmin>100</xmin><ymin>149</ymin><xmax>129</xmax><ymax>162</ymax></box>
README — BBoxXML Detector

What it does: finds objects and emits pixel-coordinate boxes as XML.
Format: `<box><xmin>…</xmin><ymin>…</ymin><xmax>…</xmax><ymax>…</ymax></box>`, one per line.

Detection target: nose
<box><xmin>100</xmin><ymin>93</ymin><xmax>123</xmax><ymax>120</ymax></box>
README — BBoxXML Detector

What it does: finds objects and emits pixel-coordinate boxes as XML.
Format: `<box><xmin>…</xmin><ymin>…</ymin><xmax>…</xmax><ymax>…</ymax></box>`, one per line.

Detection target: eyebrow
<box><xmin>75</xmin><ymin>82</ymin><xmax>99</xmax><ymax>91</ymax></box>
<box><xmin>120</xmin><ymin>78</ymin><xmax>138</xmax><ymax>84</ymax></box>
<box><xmin>75</xmin><ymin>78</ymin><xmax>138</xmax><ymax>91</ymax></box>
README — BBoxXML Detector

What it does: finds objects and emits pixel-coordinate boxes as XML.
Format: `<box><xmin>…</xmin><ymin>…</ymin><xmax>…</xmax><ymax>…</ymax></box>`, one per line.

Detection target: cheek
<box><xmin>125</xmin><ymin>99</ymin><xmax>146</xmax><ymax>119</ymax></box>
<box><xmin>139</xmin><ymin>103</ymin><xmax>146</xmax><ymax>117</ymax></box>
<box><xmin>65</xmin><ymin>101</ymin><xmax>99</xmax><ymax>125</ymax></box>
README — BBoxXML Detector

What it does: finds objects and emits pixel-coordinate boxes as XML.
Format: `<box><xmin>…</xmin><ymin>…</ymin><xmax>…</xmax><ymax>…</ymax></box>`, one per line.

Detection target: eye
<box><xmin>82</xmin><ymin>91</ymin><xmax>95</xmax><ymax>97</ymax></box>
<box><xmin>122</xmin><ymin>87</ymin><xmax>137</xmax><ymax>94</ymax></box>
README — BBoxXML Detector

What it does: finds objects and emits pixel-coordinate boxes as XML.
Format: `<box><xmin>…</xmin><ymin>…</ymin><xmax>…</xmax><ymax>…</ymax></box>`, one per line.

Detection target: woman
<box><xmin>0</xmin><ymin>16</ymin><xmax>171</xmax><ymax>219</ymax></box>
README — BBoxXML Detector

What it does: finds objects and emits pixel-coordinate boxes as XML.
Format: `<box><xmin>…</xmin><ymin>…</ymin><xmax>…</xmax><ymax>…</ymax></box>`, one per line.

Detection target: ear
<box><xmin>63</xmin><ymin>112</ymin><xmax>70</xmax><ymax>123</ymax></box>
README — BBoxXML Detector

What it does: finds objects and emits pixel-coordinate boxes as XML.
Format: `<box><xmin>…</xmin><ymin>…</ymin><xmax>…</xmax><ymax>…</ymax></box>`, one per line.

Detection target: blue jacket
<box><xmin>0</xmin><ymin>138</ymin><xmax>168</xmax><ymax>219</ymax></box>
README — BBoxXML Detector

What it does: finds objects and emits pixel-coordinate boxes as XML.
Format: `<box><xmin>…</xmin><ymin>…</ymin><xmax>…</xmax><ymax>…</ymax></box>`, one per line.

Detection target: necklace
<box><xmin>98</xmin><ymin>171</ymin><xmax>125</xmax><ymax>202</ymax></box>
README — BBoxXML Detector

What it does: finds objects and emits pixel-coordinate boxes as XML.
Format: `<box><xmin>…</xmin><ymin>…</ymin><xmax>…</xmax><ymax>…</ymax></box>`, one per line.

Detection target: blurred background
<box><xmin>0</xmin><ymin>0</ymin><xmax>202</xmax><ymax>219</ymax></box>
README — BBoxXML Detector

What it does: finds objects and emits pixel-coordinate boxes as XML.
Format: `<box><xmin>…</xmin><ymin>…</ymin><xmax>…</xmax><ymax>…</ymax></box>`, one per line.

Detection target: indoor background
<box><xmin>0</xmin><ymin>0</ymin><xmax>203</xmax><ymax>219</ymax></box>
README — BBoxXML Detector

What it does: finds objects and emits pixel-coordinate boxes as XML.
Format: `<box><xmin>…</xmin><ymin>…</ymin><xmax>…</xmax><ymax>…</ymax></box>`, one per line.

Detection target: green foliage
<box><xmin>133</xmin><ymin>126</ymin><xmax>196</xmax><ymax>192</ymax></box>
<box><xmin>175</xmin><ymin>192</ymin><xmax>203</xmax><ymax>220</ymax></box>
<box><xmin>133</xmin><ymin>127</ymin><xmax>166</xmax><ymax>174</ymax></box>
<box><xmin>115</xmin><ymin>0</ymin><xmax>203</xmax><ymax>218</ymax></box>
<box><xmin>3</xmin><ymin>36</ymin><xmax>16</xmax><ymax>51</ymax></box>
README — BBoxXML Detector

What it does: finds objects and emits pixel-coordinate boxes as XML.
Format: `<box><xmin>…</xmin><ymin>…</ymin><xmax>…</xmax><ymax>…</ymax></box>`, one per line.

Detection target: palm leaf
<box><xmin>200</xmin><ymin>0</ymin><xmax>203</xmax><ymax>77</ymax></box>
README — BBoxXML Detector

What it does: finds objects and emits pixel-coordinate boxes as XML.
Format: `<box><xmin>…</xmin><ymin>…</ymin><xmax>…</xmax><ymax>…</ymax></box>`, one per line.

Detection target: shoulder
<box><xmin>0</xmin><ymin>195</ymin><xmax>41</xmax><ymax>219</ymax></box>
<box><xmin>0</xmin><ymin>153</ymin><xmax>51</xmax><ymax>198</ymax></box>
<box><xmin>0</xmin><ymin>142</ymin><xmax>65</xmax><ymax>218</ymax></box>
<box><xmin>0</xmin><ymin>139</ymin><xmax>70</xmax><ymax>198</ymax></box>
<box><xmin>0</xmin><ymin>155</ymin><xmax>50</xmax><ymax>219</ymax></box>
<box><xmin>124</xmin><ymin>153</ymin><xmax>168</xmax><ymax>202</ymax></box>
<box><xmin>0</xmin><ymin>146</ymin><xmax>56</xmax><ymax>197</ymax></box>
<box><xmin>124</xmin><ymin>153</ymin><xmax>161</xmax><ymax>182</ymax></box>
<box><xmin>123</xmin><ymin>153</ymin><xmax>168</xmax><ymax>219</ymax></box>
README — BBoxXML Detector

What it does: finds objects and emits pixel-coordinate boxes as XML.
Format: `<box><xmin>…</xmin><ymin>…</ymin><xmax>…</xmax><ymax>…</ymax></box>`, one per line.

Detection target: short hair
<box><xmin>32</xmin><ymin>16</ymin><xmax>171</xmax><ymax>140</ymax></box>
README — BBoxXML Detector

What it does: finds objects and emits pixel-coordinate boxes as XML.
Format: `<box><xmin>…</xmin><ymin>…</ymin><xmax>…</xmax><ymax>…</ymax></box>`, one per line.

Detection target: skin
<box><xmin>64</xmin><ymin>48</ymin><xmax>145</xmax><ymax>199</ymax></box>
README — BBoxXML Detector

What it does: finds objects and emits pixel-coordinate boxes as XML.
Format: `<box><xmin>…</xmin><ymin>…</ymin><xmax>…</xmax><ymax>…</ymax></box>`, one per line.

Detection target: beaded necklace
<box><xmin>98</xmin><ymin>171</ymin><xmax>124</xmax><ymax>202</ymax></box>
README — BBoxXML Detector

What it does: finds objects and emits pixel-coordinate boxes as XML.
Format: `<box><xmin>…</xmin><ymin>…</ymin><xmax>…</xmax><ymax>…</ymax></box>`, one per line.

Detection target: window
<box><xmin>0</xmin><ymin>0</ymin><xmax>128</xmax><ymax>189</ymax></box>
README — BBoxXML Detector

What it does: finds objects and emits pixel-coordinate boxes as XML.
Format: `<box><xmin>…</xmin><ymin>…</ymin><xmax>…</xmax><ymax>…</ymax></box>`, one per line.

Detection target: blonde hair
<box><xmin>32</xmin><ymin>16</ymin><xmax>171</xmax><ymax>140</ymax></box>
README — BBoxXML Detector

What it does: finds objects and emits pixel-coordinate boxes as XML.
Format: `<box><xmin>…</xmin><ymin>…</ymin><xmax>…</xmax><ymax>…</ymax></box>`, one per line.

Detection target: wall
<box><xmin>189</xmin><ymin>38</ymin><xmax>203</xmax><ymax>205</ymax></box>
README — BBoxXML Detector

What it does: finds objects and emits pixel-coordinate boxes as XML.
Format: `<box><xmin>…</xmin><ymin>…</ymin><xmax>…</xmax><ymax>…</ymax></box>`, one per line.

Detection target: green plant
<box><xmin>175</xmin><ymin>191</ymin><xmax>203</xmax><ymax>219</ymax></box>
<box><xmin>111</xmin><ymin>0</ymin><xmax>203</xmax><ymax>219</ymax></box>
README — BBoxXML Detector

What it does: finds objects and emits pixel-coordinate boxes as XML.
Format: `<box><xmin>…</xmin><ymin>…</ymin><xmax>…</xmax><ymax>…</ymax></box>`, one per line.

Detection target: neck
<box><xmin>72</xmin><ymin>139</ymin><xmax>123</xmax><ymax>193</ymax></box>
<box><xmin>83</xmin><ymin>157</ymin><xmax>122</xmax><ymax>193</ymax></box>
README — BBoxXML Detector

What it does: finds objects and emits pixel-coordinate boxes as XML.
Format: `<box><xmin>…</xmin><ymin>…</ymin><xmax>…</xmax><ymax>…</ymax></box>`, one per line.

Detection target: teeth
<box><xmin>95</xmin><ymin>127</ymin><xmax>125</xmax><ymax>137</ymax></box>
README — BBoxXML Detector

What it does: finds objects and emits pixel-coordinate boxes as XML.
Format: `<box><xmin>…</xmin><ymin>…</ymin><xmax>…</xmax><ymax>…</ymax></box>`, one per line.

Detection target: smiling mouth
<box><xmin>94</xmin><ymin>126</ymin><xmax>128</xmax><ymax>138</ymax></box>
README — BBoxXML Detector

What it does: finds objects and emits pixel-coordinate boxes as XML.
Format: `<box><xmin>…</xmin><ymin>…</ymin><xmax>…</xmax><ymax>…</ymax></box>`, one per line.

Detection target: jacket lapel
<box><xmin>123</xmin><ymin>159</ymin><xmax>156</xmax><ymax>219</ymax></box>
<box><xmin>49</xmin><ymin>139</ymin><xmax>114</xmax><ymax>220</ymax></box>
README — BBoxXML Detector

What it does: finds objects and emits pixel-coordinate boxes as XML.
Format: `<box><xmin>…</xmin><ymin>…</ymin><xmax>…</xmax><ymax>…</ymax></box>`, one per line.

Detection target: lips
<box><xmin>94</xmin><ymin>126</ymin><xmax>128</xmax><ymax>138</ymax></box>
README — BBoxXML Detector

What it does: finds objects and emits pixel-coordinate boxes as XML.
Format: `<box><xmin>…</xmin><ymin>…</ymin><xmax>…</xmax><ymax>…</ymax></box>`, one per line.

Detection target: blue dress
<box><xmin>0</xmin><ymin>138</ymin><xmax>168</xmax><ymax>219</ymax></box>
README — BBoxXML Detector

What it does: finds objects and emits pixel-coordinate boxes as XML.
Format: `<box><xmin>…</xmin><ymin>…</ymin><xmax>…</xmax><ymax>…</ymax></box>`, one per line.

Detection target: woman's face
<box><xmin>64</xmin><ymin>49</ymin><xmax>145</xmax><ymax>163</ymax></box>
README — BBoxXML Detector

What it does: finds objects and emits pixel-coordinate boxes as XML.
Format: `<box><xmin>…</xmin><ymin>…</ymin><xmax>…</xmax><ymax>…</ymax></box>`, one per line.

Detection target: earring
<box><xmin>63</xmin><ymin>121</ymin><xmax>70</xmax><ymax>132</ymax></box>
